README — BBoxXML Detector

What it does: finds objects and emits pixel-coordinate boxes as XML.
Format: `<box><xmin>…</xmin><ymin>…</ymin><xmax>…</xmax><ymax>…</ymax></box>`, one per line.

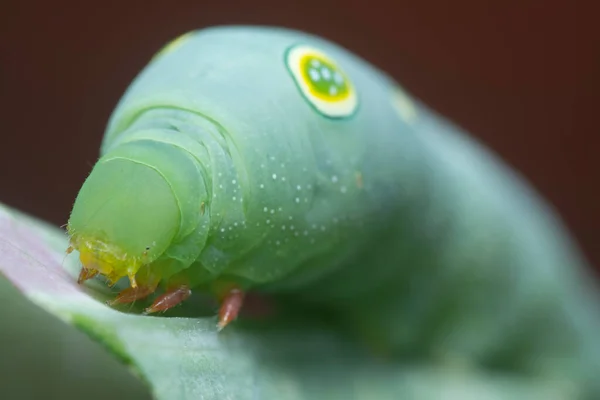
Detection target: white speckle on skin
<box><xmin>296</xmin><ymin>185</ymin><xmax>302</xmax><ymax>190</ymax></box>
<box><xmin>331</xmin><ymin>175</ymin><xmax>338</xmax><ymax>183</ymax></box>
<box><xmin>282</xmin><ymin>225</ymin><xmax>286</xmax><ymax>230</ymax></box>
<box><xmin>219</xmin><ymin>184</ymin><xmax>223</xmax><ymax>189</ymax></box>
<box><xmin>232</xmin><ymin>179</ymin><xmax>237</xmax><ymax>184</ymax></box>
<box><xmin>282</xmin><ymin>176</ymin><xmax>286</xmax><ymax>181</ymax></box>
<box><xmin>270</xmin><ymin>209</ymin><xmax>275</xmax><ymax>214</ymax></box>
<box><xmin>278</xmin><ymin>207</ymin><xmax>283</xmax><ymax>211</ymax></box>
<box><xmin>270</xmin><ymin>156</ymin><xmax>276</xmax><ymax>161</ymax></box>
<box><xmin>340</xmin><ymin>186</ymin><xmax>347</xmax><ymax>194</ymax></box>
<box><xmin>220</xmin><ymin>228</ymin><xmax>225</xmax><ymax>233</ymax></box>
<box><xmin>295</xmin><ymin>197</ymin><xmax>300</xmax><ymax>203</ymax></box>
<box><xmin>290</xmin><ymin>225</ymin><xmax>295</xmax><ymax>230</ymax></box>
<box><xmin>289</xmin><ymin>216</ymin><xmax>293</xmax><ymax>220</ymax></box>
<box><xmin>234</xmin><ymin>222</ymin><xmax>238</xmax><ymax>226</ymax></box>
<box><xmin>272</xmin><ymin>173</ymin><xmax>277</xmax><ymax>180</ymax></box>
<box><xmin>275</xmin><ymin>240</ymin><xmax>281</xmax><ymax>246</ymax></box>
<box><xmin>266</xmin><ymin>219</ymin><xmax>271</xmax><ymax>224</ymax></box>
<box><xmin>232</xmin><ymin>196</ymin><xmax>237</xmax><ymax>201</ymax></box>
<box><xmin>260</xmin><ymin>184</ymin><xmax>264</xmax><ymax>189</ymax></box>
<box><xmin>264</xmin><ymin>207</ymin><xmax>268</xmax><ymax>212</ymax></box>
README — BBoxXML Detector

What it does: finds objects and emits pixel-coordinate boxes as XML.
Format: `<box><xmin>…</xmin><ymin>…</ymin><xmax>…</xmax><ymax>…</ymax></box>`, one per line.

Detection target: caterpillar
<box><xmin>67</xmin><ymin>25</ymin><xmax>600</xmax><ymax>396</ymax></box>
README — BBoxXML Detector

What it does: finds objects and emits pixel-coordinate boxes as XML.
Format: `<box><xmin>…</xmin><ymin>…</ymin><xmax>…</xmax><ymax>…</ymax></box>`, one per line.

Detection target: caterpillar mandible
<box><xmin>67</xmin><ymin>26</ymin><xmax>600</xmax><ymax>395</ymax></box>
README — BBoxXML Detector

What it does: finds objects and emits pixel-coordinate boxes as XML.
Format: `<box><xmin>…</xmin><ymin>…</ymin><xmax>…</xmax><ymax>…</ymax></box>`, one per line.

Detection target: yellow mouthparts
<box><xmin>70</xmin><ymin>234</ymin><xmax>142</xmax><ymax>287</ymax></box>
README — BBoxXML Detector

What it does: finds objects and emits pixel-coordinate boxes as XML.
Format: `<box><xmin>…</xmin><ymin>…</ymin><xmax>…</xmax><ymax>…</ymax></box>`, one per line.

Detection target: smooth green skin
<box><xmin>69</xmin><ymin>26</ymin><xmax>600</xmax><ymax>397</ymax></box>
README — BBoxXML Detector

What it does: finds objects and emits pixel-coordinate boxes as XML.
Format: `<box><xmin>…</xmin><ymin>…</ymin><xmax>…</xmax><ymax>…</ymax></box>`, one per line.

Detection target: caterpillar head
<box><xmin>66</xmin><ymin>151</ymin><xmax>180</xmax><ymax>287</ymax></box>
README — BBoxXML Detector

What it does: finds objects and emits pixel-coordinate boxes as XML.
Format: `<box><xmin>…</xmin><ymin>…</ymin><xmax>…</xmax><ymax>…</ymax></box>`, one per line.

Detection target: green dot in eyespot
<box><xmin>302</xmin><ymin>56</ymin><xmax>349</xmax><ymax>99</ymax></box>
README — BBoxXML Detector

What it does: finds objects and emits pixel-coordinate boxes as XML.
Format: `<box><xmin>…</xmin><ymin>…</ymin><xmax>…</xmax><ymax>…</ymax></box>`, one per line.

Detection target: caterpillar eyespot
<box><xmin>65</xmin><ymin>26</ymin><xmax>600</xmax><ymax>394</ymax></box>
<box><xmin>285</xmin><ymin>44</ymin><xmax>358</xmax><ymax>118</ymax></box>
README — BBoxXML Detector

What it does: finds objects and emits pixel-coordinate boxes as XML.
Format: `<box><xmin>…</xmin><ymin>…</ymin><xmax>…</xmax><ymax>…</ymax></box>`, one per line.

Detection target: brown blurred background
<box><xmin>1</xmin><ymin>0</ymin><xmax>598</xmax><ymax>269</ymax></box>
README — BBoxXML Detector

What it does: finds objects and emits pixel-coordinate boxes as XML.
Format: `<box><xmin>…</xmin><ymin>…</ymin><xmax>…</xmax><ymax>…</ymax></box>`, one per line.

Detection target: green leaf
<box><xmin>0</xmin><ymin>203</ymin><xmax>573</xmax><ymax>400</ymax></box>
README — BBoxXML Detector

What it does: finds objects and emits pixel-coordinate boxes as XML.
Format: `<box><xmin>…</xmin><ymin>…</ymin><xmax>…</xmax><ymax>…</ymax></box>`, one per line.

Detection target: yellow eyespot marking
<box><xmin>152</xmin><ymin>31</ymin><xmax>195</xmax><ymax>62</ymax></box>
<box><xmin>391</xmin><ymin>86</ymin><xmax>418</xmax><ymax>124</ymax></box>
<box><xmin>285</xmin><ymin>44</ymin><xmax>358</xmax><ymax>118</ymax></box>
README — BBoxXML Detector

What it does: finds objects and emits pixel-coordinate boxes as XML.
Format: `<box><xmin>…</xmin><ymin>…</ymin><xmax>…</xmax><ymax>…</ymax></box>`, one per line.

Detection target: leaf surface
<box><xmin>0</xmin><ymin>203</ymin><xmax>566</xmax><ymax>400</ymax></box>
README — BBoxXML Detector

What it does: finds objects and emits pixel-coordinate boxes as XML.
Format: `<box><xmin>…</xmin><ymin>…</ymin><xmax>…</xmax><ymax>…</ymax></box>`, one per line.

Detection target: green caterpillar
<box><xmin>67</xmin><ymin>26</ymin><xmax>600</xmax><ymax>396</ymax></box>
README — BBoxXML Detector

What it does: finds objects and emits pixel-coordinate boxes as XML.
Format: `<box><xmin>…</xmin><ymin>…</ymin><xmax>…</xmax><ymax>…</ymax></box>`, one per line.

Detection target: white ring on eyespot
<box><xmin>286</xmin><ymin>45</ymin><xmax>358</xmax><ymax>118</ymax></box>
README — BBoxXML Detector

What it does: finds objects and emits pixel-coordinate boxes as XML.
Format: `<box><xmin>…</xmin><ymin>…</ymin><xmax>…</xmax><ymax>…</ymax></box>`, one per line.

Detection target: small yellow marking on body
<box><xmin>392</xmin><ymin>86</ymin><xmax>418</xmax><ymax>124</ymax></box>
<box><xmin>152</xmin><ymin>31</ymin><xmax>195</xmax><ymax>61</ymax></box>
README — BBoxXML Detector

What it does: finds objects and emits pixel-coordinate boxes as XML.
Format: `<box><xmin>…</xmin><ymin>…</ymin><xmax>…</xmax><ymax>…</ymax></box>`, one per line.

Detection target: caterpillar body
<box><xmin>67</xmin><ymin>26</ymin><xmax>600</xmax><ymax>396</ymax></box>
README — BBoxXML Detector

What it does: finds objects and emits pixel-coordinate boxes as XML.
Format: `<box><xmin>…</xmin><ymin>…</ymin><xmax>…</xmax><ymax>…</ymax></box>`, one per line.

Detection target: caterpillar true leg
<box><xmin>77</xmin><ymin>266</ymin><xmax>98</xmax><ymax>284</ymax></box>
<box><xmin>144</xmin><ymin>285</ymin><xmax>192</xmax><ymax>314</ymax></box>
<box><xmin>217</xmin><ymin>287</ymin><xmax>245</xmax><ymax>331</ymax></box>
<box><xmin>110</xmin><ymin>284</ymin><xmax>158</xmax><ymax>305</ymax></box>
